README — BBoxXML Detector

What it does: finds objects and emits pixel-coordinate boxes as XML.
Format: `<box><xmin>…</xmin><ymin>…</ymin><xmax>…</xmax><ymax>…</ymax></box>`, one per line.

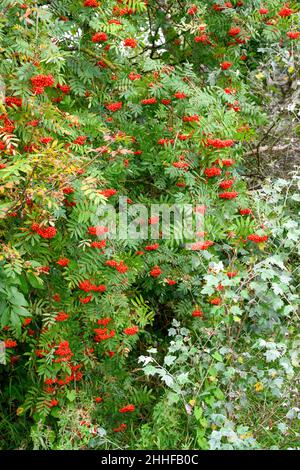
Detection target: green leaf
<box><xmin>66</xmin><ymin>390</ymin><xmax>76</xmax><ymax>402</ymax></box>
<box><xmin>194</xmin><ymin>406</ymin><xmax>203</xmax><ymax>420</ymax></box>
<box><xmin>164</xmin><ymin>355</ymin><xmax>176</xmax><ymax>366</ymax></box>
<box><xmin>212</xmin><ymin>352</ymin><xmax>223</xmax><ymax>362</ymax></box>
<box><xmin>7</xmin><ymin>287</ymin><xmax>28</xmax><ymax>306</ymax></box>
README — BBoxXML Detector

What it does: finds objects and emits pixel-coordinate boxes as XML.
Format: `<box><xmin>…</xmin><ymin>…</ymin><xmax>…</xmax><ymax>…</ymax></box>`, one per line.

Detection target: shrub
<box><xmin>0</xmin><ymin>0</ymin><xmax>299</xmax><ymax>450</ymax></box>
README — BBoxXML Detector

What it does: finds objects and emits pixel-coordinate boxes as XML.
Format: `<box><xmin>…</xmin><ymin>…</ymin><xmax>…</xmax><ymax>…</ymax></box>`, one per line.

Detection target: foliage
<box><xmin>0</xmin><ymin>0</ymin><xmax>299</xmax><ymax>450</ymax></box>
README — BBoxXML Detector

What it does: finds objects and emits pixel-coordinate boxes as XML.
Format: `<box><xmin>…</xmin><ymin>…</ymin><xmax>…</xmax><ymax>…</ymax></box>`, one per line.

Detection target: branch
<box><xmin>244</xmin><ymin>144</ymin><xmax>300</xmax><ymax>157</ymax></box>
<box><xmin>80</xmin><ymin>47</ymin><xmax>117</xmax><ymax>71</ymax></box>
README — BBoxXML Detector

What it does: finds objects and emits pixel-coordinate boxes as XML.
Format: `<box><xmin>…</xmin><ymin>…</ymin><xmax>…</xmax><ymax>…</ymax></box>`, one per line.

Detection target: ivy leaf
<box><xmin>143</xmin><ymin>365</ymin><xmax>158</xmax><ymax>376</ymax></box>
<box><xmin>161</xmin><ymin>374</ymin><xmax>174</xmax><ymax>387</ymax></box>
<box><xmin>264</xmin><ymin>349</ymin><xmax>281</xmax><ymax>362</ymax></box>
<box><xmin>164</xmin><ymin>355</ymin><xmax>176</xmax><ymax>366</ymax></box>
